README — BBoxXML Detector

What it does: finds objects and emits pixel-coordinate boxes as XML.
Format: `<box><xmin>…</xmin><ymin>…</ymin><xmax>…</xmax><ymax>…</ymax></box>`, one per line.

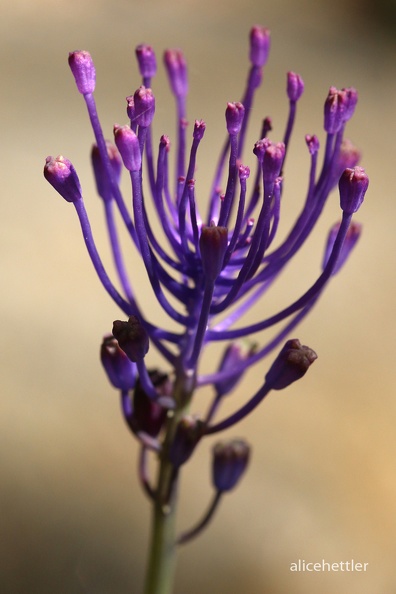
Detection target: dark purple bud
<box><xmin>324</xmin><ymin>86</ymin><xmax>349</xmax><ymax>134</ymax></box>
<box><xmin>135</xmin><ymin>44</ymin><xmax>157</xmax><ymax>78</ymax></box>
<box><xmin>238</xmin><ymin>164</ymin><xmax>250</xmax><ymax>181</ymax></box>
<box><xmin>249</xmin><ymin>25</ymin><xmax>271</xmax><ymax>67</ymax></box>
<box><xmin>265</xmin><ymin>339</ymin><xmax>317</xmax><ymax>390</ymax></box>
<box><xmin>113</xmin><ymin>124</ymin><xmax>141</xmax><ymax>171</ymax></box>
<box><xmin>91</xmin><ymin>141</ymin><xmax>122</xmax><ymax>200</ymax></box>
<box><xmin>169</xmin><ymin>415</ymin><xmax>204</xmax><ymax>467</ymax></box>
<box><xmin>215</xmin><ymin>341</ymin><xmax>256</xmax><ymax>397</ymax></box>
<box><xmin>262</xmin><ymin>141</ymin><xmax>285</xmax><ymax>182</ymax></box>
<box><xmin>322</xmin><ymin>220</ymin><xmax>362</xmax><ymax>274</ymax></box>
<box><xmin>68</xmin><ymin>51</ymin><xmax>96</xmax><ymax>94</ymax></box>
<box><xmin>160</xmin><ymin>134</ymin><xmax>171</xmax><ymax>151</ymax></box>
<box><xmin>44</xmin><ymin>155</ymin><xmax>82</xmax><ymax>203</ymax></box>
<box><xmin>193</xmin><ymin>119</ymin><xmax>206</xmax><ymax>141</ymax></box>
<box><xmin>100</xmin><ymin>335</ymin><xmax>136</xmax><ymax>390</ymax></box>
<box><xmin>339</xmin><ymin>166</ymin><xmax>369</xmax><ymax>214</ymax></box>
<box><xmin>164</xmin><ymin>48</ymin><xmax>188</xmax><ymax>97</ymax></box>
<box><xmin>133</xmin><ymin>370</ymin><xmax>171</xmax><ymax>436</ymax></box>
<box><xmin>212</xmin><ymin>439</ymin><xmax>250</xmax><ymax>492</ymax></box>
<box><xmin>305</xmin><ymin>134</ymin><xmax>320</xmax><ymax>156</ymax></box>
<box><xmin>287</xmin><ymin>71</ymin><xmax>304</xmax><ymax>102</ymax></box>
<box><xmin>199</xmin><ymin>223</ymin><xmax>228</xmax><ymax>281</ymax></box>
<box><xmin>112</xmin><ymin>316</ymin><xmax>149</xmax><ymax>362</ymax></box>
<box><xmin>133</xmin><ymin>86</ymin><xmax>155</xmax><ymax>127</ymax></box>
<box><xmin>225</xmin><ymin>102</ymin><xmax>245</xmax><ymax>135</ymax></box>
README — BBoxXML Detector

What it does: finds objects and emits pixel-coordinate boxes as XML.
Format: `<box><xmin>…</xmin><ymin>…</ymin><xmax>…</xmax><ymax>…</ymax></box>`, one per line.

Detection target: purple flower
<box><xmin>44</xmin><ymin>26</ymin><xmax>368</xmax><ymax>549</ymax></box>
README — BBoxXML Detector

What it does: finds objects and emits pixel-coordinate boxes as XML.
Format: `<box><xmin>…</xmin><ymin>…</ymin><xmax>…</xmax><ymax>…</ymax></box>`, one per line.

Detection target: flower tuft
<box><xmin>44</xmin><ymin>155</ymin><xmax>82</xmax><ymax>203</ymax></box>
<box><xmin>68</xmin><ymin>50</ymin><xmax>96</xmax><ymax>95</ymax></box>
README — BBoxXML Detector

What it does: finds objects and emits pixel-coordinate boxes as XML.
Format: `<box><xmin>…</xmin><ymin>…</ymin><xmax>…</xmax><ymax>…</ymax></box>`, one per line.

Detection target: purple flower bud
<box><xmin>100</xmin><ymin>335</ymin><xmax>136</xmax><ymax>390</ymax></box>
<box><xmin>133</xmin><ymin>370</ymin><xmax>171</xmax><ymax>436</ymax></box>
<box><xmin>193</xmin><ymin>119</ymin><xmax>206</xmax><ymax>141</ymax></box>
<box><xmin>337</xmin><ymin>139</ymin><xmax>361</xmax><ymax>171</ymax></box>
<box><xmin>214</xmin><ymin>341</ymin><xmax>256</xmax><ymax>397</ymax></box>
<box><xmin>305</xmin><ymin>134</ymin><xmax>320</xmax><ymax>155</ymax></box>
<box><xmin>44</xmin><ymin>155</ymin><xmax>82</xmax><ymax>203</ymax></box>
<box><xmin>160</xmin><ymin>134</ymin><xmax>171</xmax><ymax>151</ymax></box>
<box><xmin>126</xmin><ymin>95</ymin><xmax>135</xmax><ymax>121</ymax></box>
<box><xmin>212</xmin><ymin>439</ymin><xmax>250</xmax><ymax>492</ymax></box>
<box><xmin>343</xmin><ymin>87</ymin><xmax>358</xmax><ymax>122</ymax></box>
<box><xmin>238</xmin><ymin>164</ymin><xmax>250</xmax><ymax>180</ymax></box>
<box><xmin>112</xmin><ymin>316</ymin><xmax>149</xmax><ymax>362</ymax></box>
<box><xmin>339</xmin><ymin>166</ymin><xmax>369</xmax><ymax>214</ymax></box>
<box><xmin>113</xmin><ymin>124</ymin><xmax>141</xmax><ymax>172</ymax></box>
<box><xmin>322</xmin><ymin>220</ymin><xmax>362</xmax><ymax>274</ymax></box>
<box><xmin>169</xmin><ymin>415</ymin><xmax>204</xmax><ymax>467</ymax></box>
<box><xmin>253</xmin><ymin>137</ymin><xmax>271</xmax><ymax>162</ymax></box>
<box><xmin>324</xmin><ymin>86</ymin><xmax>349</xmax><ymax>134</ymax></box>
<box><xmin>135</xmin><ymin>44</ymin><xmax>157</xmax><ymax>79</ymax></box>
<box><xmin>265</xmin><ymin>339</ymin><xmax>317</xmax><ymax>390</ymax></box>
<box><xmin>199</xmin><ymin>223</ymin><xmax>228</xmax><ymax>281</ymax></box>
<box><xmin>68</xmin><ymin>51</ymin><xmax>96</xmax><ymax>95</ymax></box>
<box><xmin>287</xmin><ymin>71</ymin><xmax>304</xmax><ymax>102</ymax></box>
<box><xmin>163</xmin><ymin>48</ymin><xmax>188</xmax><ymax>97</ymax></box>
<box><xmin>262</xmin><ymin>141</ymin><xmax>285</xmax><ymax>182</ymax></box>
<box><xmin>133</xmin><ymin>86</ymin><xmax>155</xmax><ymax>127</ymax></box>
<box><xmin>91</xmin><ymin>141</ymin><xmax>122</xmax><ymax>200</ymax></box>
<box><xmin>249</xmin><ymin>25</ymin><xmax>271</xmax><ymax>67</ymax></box>
<box><xmin>225</xmin><ymin>102</ymin><xmax>245</xmax><ymax>135</ymax></box>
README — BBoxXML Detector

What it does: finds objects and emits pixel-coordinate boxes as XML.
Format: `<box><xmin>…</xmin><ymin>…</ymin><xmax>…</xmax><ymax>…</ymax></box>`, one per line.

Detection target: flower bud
<box><xmin>265</xmin><ymin>339</ymin><xmax>317</xmax><ymax>390</ymax></box>
<box><xmin>112</xmin><ymin>316</ymin><xmax>149</xmax><ymax>362</ymax></box>
<box><xmin>163</xmin><ymin>49</ymin><xmax>188</xmax><ymax>97</ymax></box>
<box><xmin>193</xmin><ymin>119</ymin><xmax>206</xmax><ymax>141</ymax></box>
<box><xmin>68</xmin><ymin>51</ymin><xmax>96</xmax><ymax>94</ymax></box>
<box><xmin>135</xmin><ymin>44</ymin><xmax>157</xmax><ymax>78</ymax></box>
<box><xmin>113</xmin><ymin>124</ymin><xmax>141</xmax><ymax>172</ymax></box>
<box><xmin>305</xmin><ymin>134</ymin><xmax>320</xmax><ymax>156</ymax></box>
<box><xmin>44</xmin><ymin>155</ymin><xmax>82</xmax><ymax>203</ymax></box>
<box><xmin>249</xmin><ymin>25</ymin><xmax>271</xmax><ymax>67</ymax></box>
<box><xmin>133</xmin><ymin>86</ymin><xmax>155</xmax><ymax>127</ymax></box>
<box><xmin>212</xmin><ymin>439</ymin><xmax>250</xmax><ymax>492</ymax></box>
<box><xmin>225</xmin><ymin>102</ymin><xmax>245</xmax><ymax>136</ymax></box>
<box><xmin>133</xmin><ymin>370</ymin><xmax>171</xmax><ymax>436</ymax></box>
<box><xmin>287</xmin><ymin>71</ymin><xmax>304</xmax><ymax>102</ymax></box>
<box><xmin>199</xmin><ymin>223</ymin><xmax>228</xmax><ymax>281</ymax></box>
<box><xmin>339</xmin><ymin>166</ymin><xmax>369</xmax><ymax>214</ymax></box>
<box><xmin>91</xmin><ymin>142</ymin><xmax>122</xmax><ymax>200</ymax></box>
<box><xmin>324</xmin><ymin>86</ymin><xmax>348</xmax><ymax>134</ymax></box>
<box><xmin>100</xmin><ymin>335</ymin><xmax>136</xmax><ymax>390</ymax></box>
<box><xmin>262</xmin><ymin>141</ymin><xmax>285</xmax><ymax>183</ymax></box>
<box><xmin>169</xmin><ymin>415</ymin><xmax>204</xmax><ymax>467</ymax></box>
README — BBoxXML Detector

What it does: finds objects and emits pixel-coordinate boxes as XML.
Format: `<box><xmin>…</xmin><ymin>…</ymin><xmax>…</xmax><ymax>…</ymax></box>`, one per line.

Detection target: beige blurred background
<box><xmin>1</xmin><ymin>0</ymin><xmax>396</xmax><ymax>592</ymax></box>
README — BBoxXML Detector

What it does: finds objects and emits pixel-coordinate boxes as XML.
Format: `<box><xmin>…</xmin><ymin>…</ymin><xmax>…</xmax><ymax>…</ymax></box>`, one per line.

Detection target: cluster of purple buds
<box><xmin>44</xmin><ymin>25</ymin><xmax>368</xmax><ymax>539</ymax></box>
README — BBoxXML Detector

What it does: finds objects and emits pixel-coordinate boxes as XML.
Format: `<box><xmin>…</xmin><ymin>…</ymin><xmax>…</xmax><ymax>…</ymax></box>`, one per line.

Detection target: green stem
<box><xmin>143</xmin><ymin>367</ymin><xmax>195</xmax><ymax>594</ymax></box>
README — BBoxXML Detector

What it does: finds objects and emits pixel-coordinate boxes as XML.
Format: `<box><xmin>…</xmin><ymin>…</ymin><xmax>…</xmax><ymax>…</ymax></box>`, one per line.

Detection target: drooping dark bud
<box><xmin>68</xmin><ymin>50</ymin><xmax>96</xmax><ymax>94</ymax></box>
<box><xmin>44</xmin><ymin>155</ymin><xmax>82</xmax><ymax>203</ymax></box>
<box><xmin>265</xmin><ymin>339</ymin><xmax>317</xmax><ymax>390</ymax></box>
<box><xmin>212</xmin><ymin>439</ymin><xmax>250</xmax><ymax>492</ymax></box>
<box><xmin>100</xmin><ymin>335</ymin><xmax>136</xmax><ymax>390</ymax></box>
<box><xmin>169</xmin><ymin>415</ymin><xmax>204</xmax><ymax>467</ymax></box>
<box><xmin>112</xmin><ymin>316</ymin><xmax>149</xmax><ymax>362</ymax></box>
<box><xmin>133</xmin><ymin>370</ymin><xmax>171</xmax><ymax>436</ymax></box>
<box><xmin>339</xmin><ymin>166</ymin><xmax>369</xmax><ymax>215</ymax></box>
<box><xmin>199</xmin><ymin>223</ymin><xmax>228</xmax><ymax>282</ymax></box>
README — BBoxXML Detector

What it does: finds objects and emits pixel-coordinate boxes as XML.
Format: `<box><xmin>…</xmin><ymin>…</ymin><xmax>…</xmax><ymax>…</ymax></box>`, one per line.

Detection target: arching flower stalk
<box><xmin>44</xmin><ymin>25</ymin><xmax>368</xmax><ymax>594</ymax></box>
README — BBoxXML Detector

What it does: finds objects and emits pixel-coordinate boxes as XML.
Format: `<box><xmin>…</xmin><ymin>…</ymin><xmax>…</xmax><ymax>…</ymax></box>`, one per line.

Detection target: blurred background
<box><xmin>1</xmin><ymin>0</ymin><xmax>396</xmax><ymax>592</ymax></box>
